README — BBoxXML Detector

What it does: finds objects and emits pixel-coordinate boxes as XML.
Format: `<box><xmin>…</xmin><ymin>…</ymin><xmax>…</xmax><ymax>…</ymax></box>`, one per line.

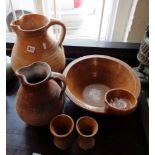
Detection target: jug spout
<box><xmin>10</xmin><ymin>19</ymin><xmax>20</xmax><ymax>34</ymax></box>
<box><xmin>15</xmin><ymin>70</ymin><xmax>25</xmax><ymax>86</ymax></box>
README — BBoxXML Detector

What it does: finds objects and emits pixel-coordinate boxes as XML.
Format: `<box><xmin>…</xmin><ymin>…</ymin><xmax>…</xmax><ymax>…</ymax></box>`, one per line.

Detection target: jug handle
<box><xmin>50</xmin><ymin>71</ymin><xmax>66</xmax><ymax>98</ymax></box>
<box><xmin>47</xmin><ymin>19</ymin><xmax>66</xmax><ymax>47</ymax></box>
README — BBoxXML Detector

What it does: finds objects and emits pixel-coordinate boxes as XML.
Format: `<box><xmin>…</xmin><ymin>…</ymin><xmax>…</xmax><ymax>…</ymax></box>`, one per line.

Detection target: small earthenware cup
<box><xmin>105</xmin><ymin>88</ymin><xmax>137</xmax><ymax>115</ymax></box>
<box><xmin>49</xmin><ymin>114</ymin><xmax>74</xmax><ymax>149</ymax></box>
<box><xmin>76</xmin><ymin>116</ymin><xmax>98</xmax><ymax>150</ymax></box>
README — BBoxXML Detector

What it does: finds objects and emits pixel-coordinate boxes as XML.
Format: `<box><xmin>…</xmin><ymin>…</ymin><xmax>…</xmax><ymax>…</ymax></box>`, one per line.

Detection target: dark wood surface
<box><xmin>6</xmin><ymin>41</ymin><xmax>148</xmax><ymax>155</ymax></box>
<box><xmin>6</xmin><ymin>76</ymin><xmax>148</xmax><ymax>155</ymax></box>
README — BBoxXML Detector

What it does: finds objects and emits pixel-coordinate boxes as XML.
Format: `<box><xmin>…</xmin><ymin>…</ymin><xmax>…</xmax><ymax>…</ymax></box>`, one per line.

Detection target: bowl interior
<box><xmin>64</xmin><ymin>56</ymin><xmax>140</xmax><ymax>113</ymax></box>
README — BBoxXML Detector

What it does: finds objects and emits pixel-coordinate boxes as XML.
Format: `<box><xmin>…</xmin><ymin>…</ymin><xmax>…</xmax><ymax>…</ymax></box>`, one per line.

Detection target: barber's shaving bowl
<box><xmin>63</xmin><ymin>55</ymin><xmax>140</xmax><ymax>114</ymax></box>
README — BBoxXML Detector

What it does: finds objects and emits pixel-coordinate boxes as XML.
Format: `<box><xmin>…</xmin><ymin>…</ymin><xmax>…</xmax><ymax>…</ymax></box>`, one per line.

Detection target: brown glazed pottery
<box><xmin>11</xmin><ymin>13</ymin><xmax>66</xmax><ymax>73</ymax></box>
<box><xmin>63</xmin><ymin>55</ymin><xmax>141</xmax><ymax>114</ymax></box>
<box><xmin>76</xmin><ymin>116</ymin><xmax>98</xmax><ymax>150</ymax></box>
<box><xmin>15</xmin><ymin>61</ymin><xmax>66</xmax><ymax>126</ymax></box>
<box><xmin>105</xmin><ymin>88</ymin><xmax>137</xmax><ymax>115</ymax></box>
<box><xmin>49</xmin><ymin>114</ymin><xmax>74</xmax><ymax>149</ymax></box>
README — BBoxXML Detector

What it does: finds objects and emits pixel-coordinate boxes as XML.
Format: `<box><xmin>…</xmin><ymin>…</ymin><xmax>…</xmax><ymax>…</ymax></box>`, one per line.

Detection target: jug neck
<box><xmin>10</xmin><ymin>13</ymin><xmax>49</xmax><ymax>36</ymax></box>
<box><xmin>15</xmin><ymin>61</ymin><xmax>51</xmax><ymax>89</ymax></box>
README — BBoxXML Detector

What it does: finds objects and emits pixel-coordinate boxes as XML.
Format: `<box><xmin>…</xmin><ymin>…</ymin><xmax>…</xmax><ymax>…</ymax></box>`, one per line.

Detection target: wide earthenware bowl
<box><xmin>63</xmin><ymin>55</ymin><xmax>141</xmax><ymax>114</ymax></box>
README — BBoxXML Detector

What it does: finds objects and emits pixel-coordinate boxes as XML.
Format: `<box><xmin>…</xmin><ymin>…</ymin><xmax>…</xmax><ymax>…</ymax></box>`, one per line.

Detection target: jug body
<box><xmin>15</xmin><ymin>61</ymin><xmax>66</xmax><ymax>126</ymax></box>
<box><xmin>11</xmin><ymin>13</ymin><xmax>66</xmax><ymax>73</ymax></box>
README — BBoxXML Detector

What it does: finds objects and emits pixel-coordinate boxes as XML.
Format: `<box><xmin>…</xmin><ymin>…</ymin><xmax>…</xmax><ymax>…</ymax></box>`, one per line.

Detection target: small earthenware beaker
<box><xmin>105</xmin><ymin>88</ymin><xmax>137</xmax><ymax>115</ymax></box>
<box><xmin>49</xmin><ymin>114</ymin><xmax>74</xmax><ymax>149</ymax></box>
<box><xmin>76</xmin><ymin>116</ymin><xmax>98</xmax><ymax>150</ymax></box>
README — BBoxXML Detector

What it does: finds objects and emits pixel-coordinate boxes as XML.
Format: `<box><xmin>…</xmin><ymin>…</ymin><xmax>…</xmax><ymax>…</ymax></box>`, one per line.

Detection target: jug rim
<box><xmin>15</xmin><ymin>61</ymin><xmax>51</xmax><ymax>86</ymax></box>
<box><xmin>11</xmin><ymin>13</ymin><xmax>50</xmax><ymax>32</ymax></box>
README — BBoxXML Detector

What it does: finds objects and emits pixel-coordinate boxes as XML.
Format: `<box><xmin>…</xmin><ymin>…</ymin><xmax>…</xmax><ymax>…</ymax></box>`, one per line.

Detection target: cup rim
<box><xmin>49</xmin><ymin>114</ymin><xmax>74</xmax><ymax>138</ymax></box>
<box><xmin>76</xmin><ymin>116</ymin><xmax>98</xmax><ymax>138</ymax></box>
<box><xmin>105</xmin><ymin>88</ymin><xmax>137</xmax><ymax>112</ymax></box>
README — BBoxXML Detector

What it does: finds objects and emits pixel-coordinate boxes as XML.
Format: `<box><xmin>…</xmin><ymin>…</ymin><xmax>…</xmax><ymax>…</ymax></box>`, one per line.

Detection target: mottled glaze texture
<box><xmin>11</xmin><ymin>13</ymin><xmax>66</xmax><ymax>73</ymax></box>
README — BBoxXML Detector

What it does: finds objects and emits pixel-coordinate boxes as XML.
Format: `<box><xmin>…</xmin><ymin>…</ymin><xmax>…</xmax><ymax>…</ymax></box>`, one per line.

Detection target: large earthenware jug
<box><xmin>15</xmin><ymin>61</ymin><xmax>66</xmax><ymax>126</ymax></box>
<box><xmin>11</xmin><ymin>13</ymin><xmax>66</xmax><ymax>73</ymax></box>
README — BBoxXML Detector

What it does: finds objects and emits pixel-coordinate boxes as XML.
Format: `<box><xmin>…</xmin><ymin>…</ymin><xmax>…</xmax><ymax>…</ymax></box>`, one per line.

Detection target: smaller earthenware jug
<box><xmin>11</xmin><ymin>13</ymin><xmax>66</xmax><ymax>73</ymax></box>
<box><xmin>15</xmin><ymin>61</ymin><xmax>66</xmax><ymax>126</ymax></box>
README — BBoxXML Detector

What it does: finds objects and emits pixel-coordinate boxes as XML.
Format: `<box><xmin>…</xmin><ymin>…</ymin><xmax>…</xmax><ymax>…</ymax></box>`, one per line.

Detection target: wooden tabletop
<box><xmin>6</xmin><ymin>77</ymin><xmax>148</xmax><ymax>155</ymax></box>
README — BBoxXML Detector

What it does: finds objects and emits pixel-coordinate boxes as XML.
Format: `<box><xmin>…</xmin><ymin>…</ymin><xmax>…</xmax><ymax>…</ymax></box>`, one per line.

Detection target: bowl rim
<box><xmin>63</xmin><ymin>55</ymin><xmax>141</xmax><ymax>114</ymax></box>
